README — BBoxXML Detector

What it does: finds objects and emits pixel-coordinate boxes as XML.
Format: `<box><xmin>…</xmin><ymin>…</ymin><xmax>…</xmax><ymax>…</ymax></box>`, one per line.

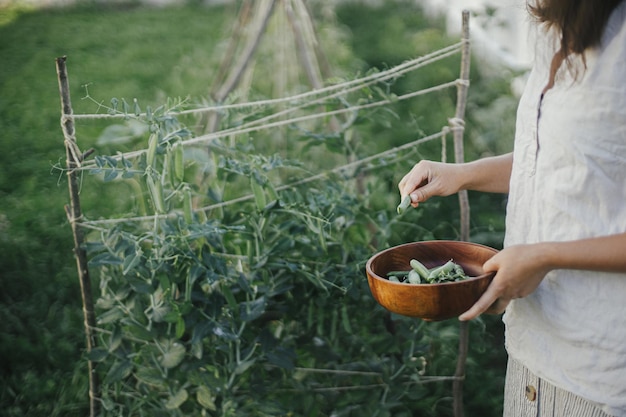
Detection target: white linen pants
<box><xmin>503</xmin><ymin>357</ymin><xmax>615</xmax><ymax>417</ymax></box>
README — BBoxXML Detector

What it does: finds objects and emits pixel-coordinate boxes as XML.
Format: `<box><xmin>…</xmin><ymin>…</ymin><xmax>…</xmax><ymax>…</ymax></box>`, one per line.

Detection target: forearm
<box><xmin>461</xmin><ymin>231</ymin><xmax>626</xmax><ymax>320</ymax></box>
<box><xmin>540</xmin><ymin>233</ymin><xmax>626</xmax><ymax>273</ymax></box>
<box><xmin>460</xmin><ymin>152</ymin><xmax>512</xmax><ymax>194</ymax></box>
<box><xmin>398</xmin><ymin>152</ymin><xmax>513</xmax><ymax>205</ymax></box>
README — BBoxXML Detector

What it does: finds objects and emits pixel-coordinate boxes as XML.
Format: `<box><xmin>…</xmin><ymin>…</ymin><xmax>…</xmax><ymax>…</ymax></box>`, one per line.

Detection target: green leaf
<box><xmin>165</xmin><ymin>388</ymin><xmax>188</xmax><ymax>410</ymax></box>
<box><xmin>212</xmin><ymin>325</ymin><xmax>238</xmax><ymax>341</ymax></box>
<box><xmin>120</xmin><ymin>155</ymin><xmax>132</xmax><ymax>169</ymax></box>
<box><xmin>160</xmin><ymin>342</ymin><xmax>186</xmax><ymax>369</ymax></box>
<box><xmin>148</xmin><ymin>304</ymin><xmax>170</xmax><ymax>323</ymax></box>
<box><xmin>126</xmin><ymin>321</ymin><xmax>155</xmax><ymax>342</ymax></box>
<box><xmin>127</xmin><ymin>277</ymin><xmax>154</xmax><ymax>294</ymax></box>
<box><xmin>94</xmin><ymin>155</ymin><xmax>106</xmax><ymax>168</ymax></box>
<box><xmin>101</xmin><ymin>396</ymin><xmax>115</xmax><ymax>411</ymax></box>
<box><xmin>89</xmin><ymin>252</ymin><xmax>123</xmax><ymax>267</ymax></box>
<box><xmin>104</xmin><ymin>155</ymin><xmax>118</xmax><ymax>167</ymax></box>
<box><xmin>162</xmin><ymin>310</ymin><xmax>181</xmax><ymax>323</ymax></box>
<box><xmin>196</xmin><ymin>385</ymin><xmax>217</xmax><ymax>411</ymax></box>
<box><xmin>96</xmin><ymin>120</ymin><xmax>147</xmax><ymax>146</ymax></box>
<box><xmin>234</xmin><ymin>359</ymin><xmax>256</xmax><ymax>375</ymax></box>
<box><xmin>239</xmin><ymin>297</ymin><xmax>266</xmax><ymax>322</ymax></box>
<box><xmin>191</xmin><ymin>339</ymin><xmax>203</xmax><ymax>360</ymax></box>
<box><xmin>103</xmin><ymin>168</ymin><xmax>118</xmax><ymax>182</ymax></box>
<box><xmin>122</xmin><ymin>246</ymin><xmax>143</xmax><ymax>275</ymax></box>
<box><xmin>86</xmin><ymin>347</ymin><xmax>109</xmax><ymax>362</ymax></box>
<box><xmin>109</xmin><ymin>325</ymin><xmax>123</xmax><ymax>352</ymax></box>
<box><xmin>266</xmin><ymin>347</ymin><xmax>295</xmax><ymax>370</ymax></box>
<box><xmin>134</xmin><ymin>367</ymin><xmax>167</xmax><ymax>389</ymax></box>
<box><xmin>220</xmin><ymin>283</ymin><xmax>238</xmax><ymax>310</ymax></box>
<box><xmin>97</xmin><ymin>307</ymin><xmax>125</xmax><ymax>325</ymax></box>
<box><xmin>103</xmin><ymin>360</ymin><xmax>133</xmax><ymax>384</ymax></box>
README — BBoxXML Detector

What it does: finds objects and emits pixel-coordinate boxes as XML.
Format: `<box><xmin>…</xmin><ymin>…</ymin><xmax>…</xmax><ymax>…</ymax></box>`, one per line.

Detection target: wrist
<box><xmin>460</xmin><ymin>153</ymin><xmax>512</xmax><ymax>193</ymax></box>
<box><xmin>459</xmin><ymin>160</ymin><xmax>481</xmax><ymax>191</ymax></box>
<box><xmin>535</xmin><ymin>242</ymin><xmax>561</xmax><ymax>272</ymax></box>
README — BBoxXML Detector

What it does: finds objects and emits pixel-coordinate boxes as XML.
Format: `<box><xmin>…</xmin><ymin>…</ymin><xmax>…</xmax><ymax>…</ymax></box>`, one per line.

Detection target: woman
<box><xmin>398</xmin><ymin>1</ymin><xmax>626</xmax><ymax>416</ymax></box>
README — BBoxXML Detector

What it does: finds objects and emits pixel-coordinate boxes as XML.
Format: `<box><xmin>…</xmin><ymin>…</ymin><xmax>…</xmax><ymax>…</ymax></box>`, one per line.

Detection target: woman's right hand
<box><xmin>397</xmin><ymin>160</ymin><xmax>465</xmax><ymax>208</ymax></box>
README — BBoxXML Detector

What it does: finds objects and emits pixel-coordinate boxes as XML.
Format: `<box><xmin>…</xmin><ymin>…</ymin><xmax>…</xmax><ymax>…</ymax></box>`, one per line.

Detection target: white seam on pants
<box><xmin>503</xmin><ymin>357</ymin><xmax>614</xmax><ymax>417</ymax></box>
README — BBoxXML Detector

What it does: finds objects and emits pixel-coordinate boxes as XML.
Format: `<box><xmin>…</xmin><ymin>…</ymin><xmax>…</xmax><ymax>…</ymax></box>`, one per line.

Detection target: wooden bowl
<box><xmin>366</xmin><ymin>240</ymin><xmax>498</xmax><ymax>321</ymax></box>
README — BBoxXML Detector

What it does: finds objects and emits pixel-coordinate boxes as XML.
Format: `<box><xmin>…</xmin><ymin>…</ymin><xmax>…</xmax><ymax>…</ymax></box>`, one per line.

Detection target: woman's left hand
<box><xmin>459</xmin><ymin>243</ymin><xmax>553</xmax><ymax>321</ymax></box>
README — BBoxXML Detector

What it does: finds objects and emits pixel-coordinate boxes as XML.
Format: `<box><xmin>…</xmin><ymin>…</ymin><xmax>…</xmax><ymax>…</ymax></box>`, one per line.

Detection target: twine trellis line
<box><xmin>73</xmin><ymin>77</ymin><xmax>465</xmax><ymax>173</ymax></box>
<box><xmin>72</xmin><ymin>41</ymin><xmax>463</xmax><ymax>122</ymax></box>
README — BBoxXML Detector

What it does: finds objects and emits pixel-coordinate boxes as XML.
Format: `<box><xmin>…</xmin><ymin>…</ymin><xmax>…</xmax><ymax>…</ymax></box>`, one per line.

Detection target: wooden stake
<box><xmin>56</xmin><ymin>56</ymin><xmax>100</xmax><ymax>417</ymax></box>
<box><xmin>284</xmin><ymin>0</ymin><xmax>323</xmax><ymax>90</ymax></box>
<box><xmin>454</xmin><ymin>10</ymin><xmax>472</xmax><ymax>243</ymax></box>
<box><xmin>213</xmin><ymin>0</ymin><xmax>277</xmax><ymax>103</ymax></box>
<box><xmin>452</xmin><ymin>10</ymin><xmax>472</xmax><ymax>417</ymax></box>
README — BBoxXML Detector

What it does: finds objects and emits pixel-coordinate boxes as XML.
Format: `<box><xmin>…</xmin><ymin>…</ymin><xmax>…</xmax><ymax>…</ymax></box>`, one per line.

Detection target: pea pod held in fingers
<box><xmin>396</xmin><ymin>195</ymin><xmax>411</xmax><ymax>214</ymax></box>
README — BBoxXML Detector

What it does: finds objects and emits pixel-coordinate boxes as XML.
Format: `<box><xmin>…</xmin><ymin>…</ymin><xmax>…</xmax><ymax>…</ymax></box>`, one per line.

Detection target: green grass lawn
<box><xmin>0</xmin><ymin>3</ymin><xmax>233</xmax><ymax>415</ymax></box>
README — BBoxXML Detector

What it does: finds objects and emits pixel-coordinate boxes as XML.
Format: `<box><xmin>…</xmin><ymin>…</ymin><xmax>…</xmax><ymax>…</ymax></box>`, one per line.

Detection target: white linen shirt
<box><xmin>503</xmin><ymin>2</ymin><xmax>626</xmax><ymax>415</ymax></box>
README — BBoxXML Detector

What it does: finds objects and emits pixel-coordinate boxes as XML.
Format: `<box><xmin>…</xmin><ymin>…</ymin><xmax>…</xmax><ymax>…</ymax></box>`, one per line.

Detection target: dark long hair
<box><xmin>528</xmin><ymin>0</ymin><xmax>624</xmax><ymax>89</ymax></box>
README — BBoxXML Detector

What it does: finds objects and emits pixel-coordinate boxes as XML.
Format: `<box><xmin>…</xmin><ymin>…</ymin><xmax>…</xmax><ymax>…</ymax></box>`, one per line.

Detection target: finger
<box><xmin>485</xmin><ymin>298</ymin><xmax>510</xmax><ymax>315</ymax></box>
<box><xmin>458</xmin><ymin>285</ymin><xmax>501</xmax><ymax>321</ymax></box>
<box><xmin>411</xmin><ymin>180</ymin><xmax>433</xmax><ymax>204</ymax></box>
<box><xmin>409</xmin><ymin>191</ymin><xmax>421</xmax><ymax>207</ymax></box>
<box><xmin>400</xmin><ymin>177</ymin><xmax>425</xmax><ymax>199</ymax></box>
<box><xmin>398</xmin><ymin>164</ymin><xmax>429</xmax><ymax>196</ymax></box>
<box><xmin>397</xmin><ymin>170</ymin><xmax>415</xmax><ymax>193</ymax></box>
<box><xmin>482</xmin><ymin>254</ymin><xmax>500</xmax><ymax>273</ymax></box>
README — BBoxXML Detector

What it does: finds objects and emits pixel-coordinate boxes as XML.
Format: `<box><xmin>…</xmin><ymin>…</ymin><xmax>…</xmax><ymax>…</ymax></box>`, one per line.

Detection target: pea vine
<box><xmin>70</xmin><ymin>90</ymin><xmax>468</xmax><ymax>417</ymax></box>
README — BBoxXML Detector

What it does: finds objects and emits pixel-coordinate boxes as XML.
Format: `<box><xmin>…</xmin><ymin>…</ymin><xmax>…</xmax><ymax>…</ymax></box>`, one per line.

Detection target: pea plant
<box><xmin>74</xmin><ymin>92</ymin><xmax>467</xmax><ymax>417</ymax></box>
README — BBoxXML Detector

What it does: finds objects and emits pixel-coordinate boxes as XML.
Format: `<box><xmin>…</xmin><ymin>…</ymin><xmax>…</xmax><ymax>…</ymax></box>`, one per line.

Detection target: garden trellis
<box><xmin>57</xmin><ymin>9</ymin><xmax>475</xmax><ymax>417</ymax></box>
<box><xmin>66</xmin><ymin>43</ymin><xmax>467</xmax><ymax>226</ymax></box>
